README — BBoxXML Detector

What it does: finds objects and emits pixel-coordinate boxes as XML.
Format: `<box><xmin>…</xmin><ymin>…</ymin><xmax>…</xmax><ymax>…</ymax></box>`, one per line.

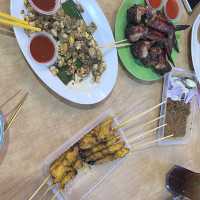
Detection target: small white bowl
<box><xmin>28</xmin><ymin>32</ymin><xmax>58</xmax><ymax>67</ymax></box>
<box><xmin>28</xmin><ymin>0</ymin><xmax>61</xmax><ymax>15</ymax></box>
<box><xmin>145</xmin><ymin>0</ymin><xmax>164</xmax><ymax>10</ymax></box>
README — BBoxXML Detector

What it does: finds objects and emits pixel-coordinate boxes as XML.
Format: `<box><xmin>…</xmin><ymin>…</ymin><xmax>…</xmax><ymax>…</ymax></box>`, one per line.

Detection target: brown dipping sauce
<box><xmin>32</xmin><ymin>0</ymin><xmax>56</xmax><ymax>11</ymax></box>
<box><xmin>30</xmin><ymin>35</ymin><xmax>55</xmax><ymax>63</ymax></box>
<box><xmin>165</xmin><ymin>99</ymin><xmax>190</xmax><ymax>138</ymax></box>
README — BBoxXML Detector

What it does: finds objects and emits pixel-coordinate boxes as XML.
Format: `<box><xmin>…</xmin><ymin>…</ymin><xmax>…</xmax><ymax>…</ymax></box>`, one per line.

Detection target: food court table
<box><xmin>0</xmin><ymin>1</ymin><xmax>200</xmax><ymax>199</ymax></box>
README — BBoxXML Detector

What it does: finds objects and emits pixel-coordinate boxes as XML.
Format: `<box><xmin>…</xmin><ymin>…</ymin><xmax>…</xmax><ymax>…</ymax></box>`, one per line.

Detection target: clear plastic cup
<box><xmin>28</xmin><ymin>32</ymin><xmax>58</xmax><ymax>67</ymax></box>
<box><xmin>0</xmin><ymin>112</ymin><xmax>5</xmax><ymax>150</ymax></box>
<box><xmin>28</xmin><ymin>0</ymin><xmax>61</xmax><ymax>15</ymax></box>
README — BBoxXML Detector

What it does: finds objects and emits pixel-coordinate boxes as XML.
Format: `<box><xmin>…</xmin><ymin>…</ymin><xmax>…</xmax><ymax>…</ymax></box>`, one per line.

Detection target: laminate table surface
<box><xmin>0</xmin><ymin>1</ymin><xmax>200</xmax><ymax>200</ymax></box>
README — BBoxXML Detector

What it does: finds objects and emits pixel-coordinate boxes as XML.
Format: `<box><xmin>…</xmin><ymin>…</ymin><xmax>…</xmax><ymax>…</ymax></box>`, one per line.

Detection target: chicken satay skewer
<box><xmin>84</xmin><ymin>124</ymin><xmax>167</xmax><ymax>164</ymax></box>
<box><xmin>80</xmin><ymin>115</ymin><xmax>165</xmax><ymax>158</ymax></box>
<box><xmin>80</xmin><ymin>101</ymin><xmax>166</xmax><ymax>148</ymax></box>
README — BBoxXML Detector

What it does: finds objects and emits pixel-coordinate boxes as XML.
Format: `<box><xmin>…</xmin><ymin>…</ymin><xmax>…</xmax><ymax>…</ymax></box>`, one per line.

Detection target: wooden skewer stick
<box><xmin>0</xmin><ymin>89</ymin><xmax>22</xmax><ymax>110</ymax></box>
<box><xmin>28</xmin><ymin>175</ymin><xmax>50</xmax><ymax>200</ymax></box>
<box><xmin>114</xmin><ymin>101</ymin><xmax>166</xmax><ymax>130</ymax></box>
<box><xmin>101</xmin><ymin>39</ymin><xmax>128</xmax><ymax>49</ymax></box>
<box><xmin>38</xmin><ymin>185</ymin><xmax>54</xmax><ymax>200</ymax></box>
<box><xmin>132</xmin><ymin>135</ymin><xmax>173</xmax><ymax>151</ymax></box>
<box><xmin>126</xmin><ymin>115</ymin><xmax>165</xmax><ymax>134</ymax></box>
<box><xmin>4</xmin><ymin>92</ymin><xmax>29</xmax><ymax>132</ymax></box>
<box><xmin>128</xmin><ymin>124</ymin><xmax>167</xmax><ymax>144</ymax></box>
<box><xmin>50</xmin><ymin>190</ymin><xmax>61</xmax><ymax>200</ymax></box>
<box><xmin>100</xmin><ymin>42</ymin><xmax>131</xmax><ymax>49</ymax></box>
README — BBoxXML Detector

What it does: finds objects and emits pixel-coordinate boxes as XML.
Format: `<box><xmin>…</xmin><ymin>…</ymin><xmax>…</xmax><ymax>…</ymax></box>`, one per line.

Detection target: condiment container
<box><xmin>42</xmin><ymin>109</ymin><xmax>130</xmax><ymax>200</ymax></box>
<box><xmin>164</xmin><ymin>0</ymin><xmax>183</xmax><ymax>21</ymax></box>
<box><xmin>28</xmin><ymin>32</ymin><xmax>58</xmax><ymax>66</ymax></box>
<box><xmin>145</xmin><ymin>0</ymin><xmax>164</xmax><ymax>10</ymax></box>
<box><xmin>0</xmin><ymin>112</ymin><xmax>5</xmax><ymax>150</ymax></box>
<box><xmin>28</xmin><ymin>0</ymin><xmax>61</xmax><ymax>15</ymax></box>
<box><xmin>158</xmin><ymin>68</ymin><xmax>197</xmax><ymax>145</ymax></box>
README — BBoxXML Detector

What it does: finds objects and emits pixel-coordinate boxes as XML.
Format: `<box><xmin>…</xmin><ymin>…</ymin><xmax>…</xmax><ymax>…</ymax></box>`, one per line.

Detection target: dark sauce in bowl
<box><xmin>166</xmin><ymin>165</ymin><xmax>200</xmax><ymax>200</ymax></box>
<box><xmin>31</xmin><ymin>0</ymin><xmax>56</xmax><ymax>12</ymax></box>
<box><xmin>30</xmin><ymin>35</ymin><xmax>55</xmax><ymax>63</ymax></box>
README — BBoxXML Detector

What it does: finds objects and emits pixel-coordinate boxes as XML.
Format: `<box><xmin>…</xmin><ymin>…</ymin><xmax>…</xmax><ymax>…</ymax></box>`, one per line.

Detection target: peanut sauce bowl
<box><xmin>10</xmin><ymin>0</ymin><xmax>118</xmax><ymax>105</ymax></box>
<box><xmin>28</xmin><ymin>32</ymin><xmax>58</xmax><ymax>67</ymax></box>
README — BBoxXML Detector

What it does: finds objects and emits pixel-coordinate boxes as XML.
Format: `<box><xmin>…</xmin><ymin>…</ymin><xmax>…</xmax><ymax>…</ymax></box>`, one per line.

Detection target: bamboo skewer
<box><xmin>50</xmin><ymin>190</ymin><xmax>60</xmax><ymax>200</ymax></box>
<box><xmin>125</xmin><ymin>115</ymin><xmax>165</xmax><ymax>133</ymax></box>
<box><xmin>115</xmin><ymin>101</ymin><xmax>166</xmax><ymax>130</ymax></box>
<box><xmin>0</xmin><ymin>12</ymin><xmax>29</xmax><ymax>25</ymax></box>
<box><xmin>132</xmin><ymin>135</ymin><xmax>173</xmax><ymax>151</ymax></box>
<box><xmin>100</xmin><ymin>39</ymin><xmax>129</xmax><ymax>49</ymax></box>
<box><xmin>0</xmin><ymin>18</ymin><xmax>41</xmax><ymax>32</ymax></box>
<box><xmin>38</xmin><ymin>186</ymin><xmax>54</xmax><ymax>200</ymax></box>
<box><xmin>4</xmin><ymin>92</ymin><xmax>29</xmax><ymax>132</ymax></box>
<box><xmin>100</xmin><ymin>42</ymin><xmax>131</xmax><ymax>49</ymax></box>
<box><xmin>109</xmin><ymin>115</ymin><xmax>166</xmax><ymax>144</ymax></box>
<box><xmin>0</xmin><ymin>89</ymin><xmax>22</xmax><ymax>110</ymax></box>
<box><xmin>28</xmin><ymin>175</ymin><xmax>50</xmax><ymax>200</ymax></box>
<box><xmin>128</xmin><ymin>124</ymin><xmax>167</xmax><ymax>144</ymax></box>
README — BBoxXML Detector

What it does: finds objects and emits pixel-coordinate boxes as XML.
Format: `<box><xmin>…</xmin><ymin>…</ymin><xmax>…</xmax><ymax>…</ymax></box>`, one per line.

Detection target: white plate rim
<box><xmin>10</xmin><ymin>0</ymin><xmax>118</xmax><ymax>105</ymax></box>
<box><xmin>191</xmin><ymin>14</ymin><xmax>200</xmax><ymax>83</ymax></box>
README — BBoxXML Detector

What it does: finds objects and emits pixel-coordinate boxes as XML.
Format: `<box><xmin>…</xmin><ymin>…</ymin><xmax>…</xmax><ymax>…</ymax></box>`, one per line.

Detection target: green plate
<box><xmin>115</xmin><ymin>0</ymin><xmax>179</xmax><ymax>82</ymax></box>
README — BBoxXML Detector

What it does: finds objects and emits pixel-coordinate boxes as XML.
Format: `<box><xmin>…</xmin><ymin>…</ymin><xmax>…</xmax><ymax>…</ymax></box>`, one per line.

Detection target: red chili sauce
<box><xmin>148</xmin><ymin>0</ymin><xmax>162</xmax><ymax>9</ymax></box>
<box><xmin>166</xmin><ymin>0</ymin><xmax>179</xmax><ymax>19</ymax></box>
<box><xmin>30</xmin><ymin>35</ymin><xmax>55</xmax><ymax>63</ymax></box>
<box><xmin>32</xmin><ymin>0</ymin><xmax>56</xmax><ymax>12</ymax></box>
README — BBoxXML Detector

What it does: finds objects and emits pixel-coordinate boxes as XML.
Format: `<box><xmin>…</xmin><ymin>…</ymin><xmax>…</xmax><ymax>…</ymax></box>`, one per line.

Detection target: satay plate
<box><xmin>43</xmin><ymin>110</ymin><xmax>130</xmax><ymax>200</ymax></box>
<box><xmin>115</xmin><ymin>0</ymin><xmax>179</xmax><ymax>82</ymax></box>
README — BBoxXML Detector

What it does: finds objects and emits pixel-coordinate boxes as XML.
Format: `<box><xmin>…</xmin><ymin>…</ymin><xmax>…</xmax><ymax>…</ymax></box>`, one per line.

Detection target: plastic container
<box><xmin>43</xmin><ymin>109</ymin><xmax>131</xmax><ymax>200</ymax></box>
<box><xmin>145</xmin><ymin>0</ymin><xmax>164</xmax><ymax>10</ymax></box>
<box><xmin>164</xmin><ymin>0</ymin><xmax>183</xmax><ymax>21</ymax></box>
<box><xmin>0</xmin><ymin>112</ymin><xmax>5</xmax><ymax>150</ymax></box>
<box><xmin>158</xmin><ymin>68</ymin><xmax>197</xmax><ymax>145</ymax></box>
<box><xmin>28</xmin><ymin>0</ymin><xmax>61</xmax><ymax>15</ymax></box>
<box><xmin>28</xmin><ymin>32</ymin><xmax>58</xmax><ymax>67</ymax></box>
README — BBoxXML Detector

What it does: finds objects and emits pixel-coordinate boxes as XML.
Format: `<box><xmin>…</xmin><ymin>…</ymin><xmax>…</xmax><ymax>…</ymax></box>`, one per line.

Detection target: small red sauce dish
<box><xmin>164</xmin><ymin>0</ymin><xmax>182</xmax><ymax>21</ymax></box>
<box><xmin>29</xmin><ymin>32</ymin><xmax>58</xmax><ymax>66</ymax></box>
<box><xmin>146</xmin><ymin>0</ymin><xmax>163</xmax><ymax>9</ymax></box>
<box><xmin>28</xmin><ymin>0</ymin><xmax>61</xmax><ymax>15</ymax></box>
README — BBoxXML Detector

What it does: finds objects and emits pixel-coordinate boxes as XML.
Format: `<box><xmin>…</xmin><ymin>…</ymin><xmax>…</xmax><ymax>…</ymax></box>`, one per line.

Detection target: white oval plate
<box><xmin>10</xmin><ymin>0</ymin><xmax>118</xmax><ymax>105</ymax></box>
<box><xmin>191</xmin><ymin>14</ymin><xmax>200</xmax><ymax>83</ymax></box>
